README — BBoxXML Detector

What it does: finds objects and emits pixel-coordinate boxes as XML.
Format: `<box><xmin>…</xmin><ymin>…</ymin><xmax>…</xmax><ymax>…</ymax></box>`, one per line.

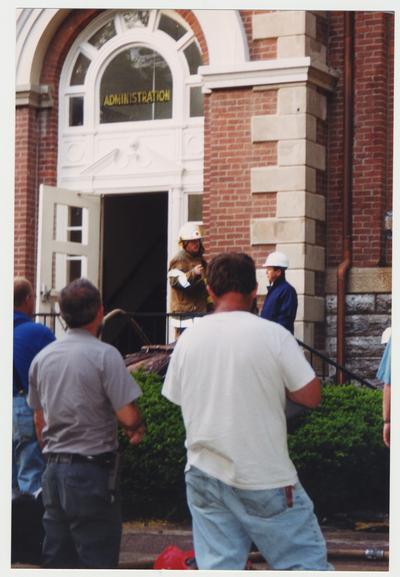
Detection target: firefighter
<box><xmin>260</xmin><ymin>251</ymin><xmax>298</xmax><ymax>334</ymax></box>
<box><xmin>168</xmin><ymin>223</ymin><xmax>209</xmax><ymax>337</ymax></box>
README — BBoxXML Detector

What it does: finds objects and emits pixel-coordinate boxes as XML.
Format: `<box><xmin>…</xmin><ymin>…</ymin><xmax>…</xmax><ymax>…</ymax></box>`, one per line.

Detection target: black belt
<box><xmin>46</xmin><ymin>452</ymin><xmax>117</xmax><ymax>469</ymax></box>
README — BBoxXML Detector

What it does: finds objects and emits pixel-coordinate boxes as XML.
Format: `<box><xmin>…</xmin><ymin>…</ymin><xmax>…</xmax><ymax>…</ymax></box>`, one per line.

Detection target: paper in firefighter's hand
<box><xmin>168</xmin><ymin>268</ymin><xmax>190</xmax><ymax>288</ymax></box>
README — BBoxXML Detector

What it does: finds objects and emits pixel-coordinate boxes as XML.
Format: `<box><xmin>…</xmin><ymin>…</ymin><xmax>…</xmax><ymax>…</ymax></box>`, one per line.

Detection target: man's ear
<box><xmin>207</xmin><ymin>286</ymin><xmax>217</xmax><ymax>303</ymax></box>
<box><xmin>97</xmin><ymin>304</ymin><xmax>105</xmax><ymax>323</ymax></box>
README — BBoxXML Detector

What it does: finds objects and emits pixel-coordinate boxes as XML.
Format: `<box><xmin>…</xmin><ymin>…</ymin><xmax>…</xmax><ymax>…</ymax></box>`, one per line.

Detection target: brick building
<box><xmin>15</xmin><ymin>9</ymin><xmax>393</xmax><ymax>380</ymax></box>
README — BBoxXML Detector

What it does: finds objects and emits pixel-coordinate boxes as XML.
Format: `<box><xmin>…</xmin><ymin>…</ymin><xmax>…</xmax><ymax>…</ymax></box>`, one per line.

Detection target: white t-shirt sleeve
<box><xmin>162</xmin><ymin>344</ymin><xmax>182</xmax><ymax>406</ymax></box>
<box><xmin>279</xmin><ymin>333</ymin><xmax>316</xmax><ymax>392</ymax></box>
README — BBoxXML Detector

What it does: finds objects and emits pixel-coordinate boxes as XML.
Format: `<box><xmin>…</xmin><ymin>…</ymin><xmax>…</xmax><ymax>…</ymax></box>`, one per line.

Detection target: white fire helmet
<box><xmin>178</xmin><ymin>223</ymin><xmax>202</xmax><ymax>242</ymax></box>
<box><xmin>262</xmin><ymin>251</ymin><xmax>289</xmax><ymax>269</ymax></box>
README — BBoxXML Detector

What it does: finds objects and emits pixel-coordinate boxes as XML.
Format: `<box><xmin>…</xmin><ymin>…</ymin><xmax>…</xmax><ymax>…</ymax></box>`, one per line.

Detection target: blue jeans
<box><xmin>41</xmin><ymin>462</ymin><xmax>122</xmax><ymax>568</ymax></box>
<box><xmin>186</xmin><ymin>466</ymin><xmax>334</xmax><ymax>570</ymax></box>
<box><xmin>12</xmin><ymin>395</ymin><xmax>45</xmax><ymax>497</ymax></box>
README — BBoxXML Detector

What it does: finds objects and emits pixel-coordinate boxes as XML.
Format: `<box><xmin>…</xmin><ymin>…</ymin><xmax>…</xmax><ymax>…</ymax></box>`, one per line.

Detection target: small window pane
<box><xmin>188</xmin><ymin>194</ymin><xmax>203</xmax><ymax>221</ymax></box>
<box><xmin>68</xmin><ymin>207</ymin><xmax>82</xmax><ymax>242</ymax></box>
<box><xmin>158</xmin><ymin>14</ymin><xmax>187</xmax><ymax>41</ymax></box>
<box><xmin>88</xmin><ymin>20</ymin><xmax>116</xmax><ymax>49</ymax></box>
<box><xmin>190</xmin><ymin>86</ymin><xmax>204</xmax><ymax>117</ymax></box>
<box><xmin>100</xmin><ymin>47</ymin><xmax>173</xmax><ymax>123</ymax></box>
<box><xmin>70</xmin><ymin>53</ymin><xmax>91</xmax><ymax>86</ymax></box>
<box><xmin>183</xmin><ymin>41</ymin><xmax>202</xmax><ymax>75</ymax></box>
<box><xmin>69</xmin><ymin>230</ymin><xmax>82</xmax><ymax>243</ymax></box>
<box><xmin>67</xmin><ymin>258</ymin><xmax>82</xmax><ymax>283</ymax></box>
<box><xmin>69</xmin><ymin>97</ymin><xmax>84</xmax><ymax>126</ymax></box>
<box><xmin>69</xmin><ymin>206</ymin><xmax>82</xmax><ymax>227</ymax></box>
<box><xmin>122</xmin><ymin>10</ymin><xmax>150</xmax><ymax>28</ymax></box>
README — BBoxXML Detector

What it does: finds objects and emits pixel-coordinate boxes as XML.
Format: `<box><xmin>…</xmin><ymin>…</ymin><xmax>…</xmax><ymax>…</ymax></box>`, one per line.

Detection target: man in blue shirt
<box><xmin>13</xmin><ymin>277</ymin><xmax>55</xmax><ymax>497</ymax></box>
<box><xmin>260</xmin><ymin>251</ymin><xmax>298</xmax><ymax>334</ymax></box>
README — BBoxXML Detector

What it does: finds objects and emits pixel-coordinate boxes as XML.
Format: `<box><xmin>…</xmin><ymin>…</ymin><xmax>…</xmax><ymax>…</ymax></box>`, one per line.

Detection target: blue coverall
<box><xmin>260</xmin><ymin>276</ymin><xmax>298</xmax><ymax>334</ymax></box>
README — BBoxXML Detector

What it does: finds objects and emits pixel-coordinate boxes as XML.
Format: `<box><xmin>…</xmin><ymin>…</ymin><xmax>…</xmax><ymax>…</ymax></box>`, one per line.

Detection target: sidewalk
<box><xmin>119</xmin><ymin>520</ymin><xmax>389</xmax><ymax>571</ymax></box>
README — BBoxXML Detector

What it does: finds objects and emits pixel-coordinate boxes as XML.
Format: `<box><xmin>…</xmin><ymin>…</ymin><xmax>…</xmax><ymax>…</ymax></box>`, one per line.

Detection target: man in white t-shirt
<box><xmin>162</xmin><ymin>252</ymin><xmax>332</xmax><ymax>571</ymax></box>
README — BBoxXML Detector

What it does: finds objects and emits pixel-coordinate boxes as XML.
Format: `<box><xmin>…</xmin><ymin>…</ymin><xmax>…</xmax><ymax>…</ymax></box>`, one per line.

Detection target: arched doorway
<box><xmin>37</xmin><ymin>9</ymin><xmax>206</xmax><ymax>349</ymax></box>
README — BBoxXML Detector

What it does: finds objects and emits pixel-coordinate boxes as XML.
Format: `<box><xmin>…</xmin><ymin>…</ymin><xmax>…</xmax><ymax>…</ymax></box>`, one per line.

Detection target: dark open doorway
<box><xmin>102</xmin><ymin>192</ymin><xmax>168</xmax><ymax>355</ymax></box>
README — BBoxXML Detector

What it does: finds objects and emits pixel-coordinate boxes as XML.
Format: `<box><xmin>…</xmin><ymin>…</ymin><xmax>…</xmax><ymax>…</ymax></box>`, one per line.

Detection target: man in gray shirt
<box><xmin>28</xmin><ymin>278</ymin><xmax>145</xmax><ymax>568</ymax></box>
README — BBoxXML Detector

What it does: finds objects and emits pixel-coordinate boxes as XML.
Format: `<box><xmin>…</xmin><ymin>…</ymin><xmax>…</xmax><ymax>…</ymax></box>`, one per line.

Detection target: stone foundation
<box><xmin>325</xmin><ymin>293</ymin><xmax>391</xmax><ymax>384</ymax></box>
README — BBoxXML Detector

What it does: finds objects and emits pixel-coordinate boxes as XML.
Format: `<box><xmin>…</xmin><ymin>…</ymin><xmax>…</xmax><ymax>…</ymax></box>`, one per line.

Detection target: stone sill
<box><xmin>325</xmin><ymin>267</ymin><xmax>392</xmax><ymax>294</ymax></box>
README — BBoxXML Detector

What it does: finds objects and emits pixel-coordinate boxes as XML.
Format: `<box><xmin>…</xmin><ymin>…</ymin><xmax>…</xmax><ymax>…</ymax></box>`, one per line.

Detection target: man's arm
<box><xmin>116</xmin><ymin>402</ymin><xmax>145</xmax><ymax>445</ymax></box>
<box><xmin>286</xmin><ymin>376</ymin><xmax>321</xmax><ymax>408</ymax></box>
<box><xmin>383</xmin><ymin>383</ymin><xmax>390</xmax><ymax>448</ymax></box>
<box><xmin>277</xmin><ymin>287</ymin><xmax>298</xmax><ymax>331</ymax></box>
<box><xmin>33</xmin><ymin>409</ymin><xmax>46</xmax><ymax>448</ymax></box>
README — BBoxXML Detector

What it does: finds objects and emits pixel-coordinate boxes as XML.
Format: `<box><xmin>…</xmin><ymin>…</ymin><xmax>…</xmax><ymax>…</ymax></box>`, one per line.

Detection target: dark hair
<box><xmin>14</xmin><ymin>277</ymin><xmax>33</xmax><ymax>308</ymax></box>
<box><xmin>59</xmin><ymin>278</ymin><xmax>101</xmax><ymax>328</ymax></box>
<box><xmin>182</xmin><ymin>239</ymin><xmax>205</xmax><ymax>256</ymax></box>
<box><xmin>207</xmin><ymin>253</ymin><xmax>257</xmax><ymax>297</ymax></box>
<box><xmin>272</xmin><ymin>267</ymin><xmax>286</xmax><ymax>278</ymax></box>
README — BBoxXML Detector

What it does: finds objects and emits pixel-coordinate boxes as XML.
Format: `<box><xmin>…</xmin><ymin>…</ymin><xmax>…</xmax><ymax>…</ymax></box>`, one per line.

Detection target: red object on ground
<box><xmin>153</xmin><ymin>545</ymin><xmax>197</xmax><ymax>570</ymax></box>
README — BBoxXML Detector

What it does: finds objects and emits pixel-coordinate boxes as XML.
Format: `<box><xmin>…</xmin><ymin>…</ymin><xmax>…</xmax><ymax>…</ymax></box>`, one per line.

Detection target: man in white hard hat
<box><xmin>260</xmin><ymin>251</ymin><xmax>298</xmax><ymax>334</ymax></box>
<box><xmin>168</xmin><ymin>223</ymin><xmax>210</xmax><ymax>337</ymax></box>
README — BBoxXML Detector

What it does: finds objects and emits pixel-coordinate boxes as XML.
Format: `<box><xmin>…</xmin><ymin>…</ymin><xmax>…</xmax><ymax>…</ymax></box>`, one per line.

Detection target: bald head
<box><xmin>14</xmin><ymin>277</ymin><xmax>34</xmax><ymax>315</ymax></box>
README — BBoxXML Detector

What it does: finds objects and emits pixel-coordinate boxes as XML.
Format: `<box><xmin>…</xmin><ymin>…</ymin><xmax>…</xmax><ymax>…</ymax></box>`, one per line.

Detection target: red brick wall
<box><xmin>385</xmin><ymin>13</ymin><xmax>394</xmax><ymax>266</ymax></box>
<box><xmin>326</xmin><ymin>11</ymin><xmax>394</xmax><ymax>268</ymax></box>
<box><xmin>14</xmin><ymin>107</ymin><xmax>39</xmax><ymax>281</ymax></box>
<box><xmin>203</xmin><ymin>88</ymin><xmax>277</xmax><ymax>267</ymax></box>
<box><xmin>326</xmin><ymin>12</ymin><xmax>343</xmax><ymax>266</ymax></box>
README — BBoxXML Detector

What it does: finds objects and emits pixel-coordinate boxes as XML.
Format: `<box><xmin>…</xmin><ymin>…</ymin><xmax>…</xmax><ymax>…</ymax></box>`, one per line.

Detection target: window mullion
<box><xmin>114</xmin><ymin>12</ymin><xmax>125</xmax><ymax>35</ymax></box>
<box><xmin>80</xmin><ymin>42</ymin><xmax>98</xmax><ymax>61</ymax></box>
<box><xmin>147</xmin><ymin>10</ymin><xmax>158</xmax><ymax>32</ymax></box>
<box><xmin>175</xmin><ymin>31</ymin><xmax>194</xmax><ymax>51</ymax></box>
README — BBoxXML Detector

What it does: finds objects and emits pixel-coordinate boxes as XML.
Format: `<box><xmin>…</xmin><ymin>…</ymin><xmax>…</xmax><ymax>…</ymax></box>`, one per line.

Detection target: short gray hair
<box><xmin>59</xmin><ymin>278</ymin><xmax>101</xmax><ymax>328</ymax></box>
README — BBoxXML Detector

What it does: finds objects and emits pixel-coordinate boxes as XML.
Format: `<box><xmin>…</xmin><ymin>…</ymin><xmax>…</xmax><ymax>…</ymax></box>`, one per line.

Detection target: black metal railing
<box><xmin>33</xmin><ymin>313</ymin><xmax>67</xmax><ymax>334</ymax></box>
<box><xmin>297</xmin><ymin>339</ymin><xmax>376</xmax><ymax>389</ymax></box>
<box><xmin>34</xmin><ymin>311</ymin><xmax>376</xmax><ymax>389</ymax></box>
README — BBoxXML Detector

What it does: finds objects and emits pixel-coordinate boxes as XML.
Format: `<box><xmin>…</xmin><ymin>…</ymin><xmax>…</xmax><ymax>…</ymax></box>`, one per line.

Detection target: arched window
<box><xmin>100</xmin><ymin>47</ymin><xmax>173</xmax><ymax>123</ymax></box>
<box><xmin>63</xmin><ymin>10</ymin><xmax>204</xmax><ymax>128</ymax></box>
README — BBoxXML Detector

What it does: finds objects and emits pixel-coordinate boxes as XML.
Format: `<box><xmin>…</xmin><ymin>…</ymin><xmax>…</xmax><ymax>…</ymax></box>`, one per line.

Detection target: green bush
<box><xmin>288</xmin><ymin>384</ymin><xmax>390</xmax><ymax>516</ymax></box>
<box><xmin>118</xmin><ymin>374</ymin><xmax>389</xmax><ymax>520</ymax></box>
<box><xmin>118</xmin><ymin>370</ymin><xmax>188</xmax><ymax>520</ymax></box>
